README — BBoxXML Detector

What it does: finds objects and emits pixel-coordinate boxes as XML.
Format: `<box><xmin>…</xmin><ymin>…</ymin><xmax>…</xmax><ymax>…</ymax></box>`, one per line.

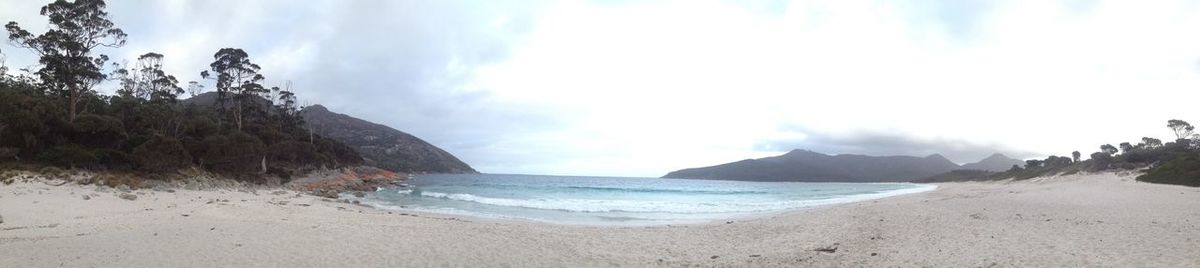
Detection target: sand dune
<box><xmin>2</xmin><ymin>172</ymin><xmax>1198</xmax><ymax>267</ymax></box>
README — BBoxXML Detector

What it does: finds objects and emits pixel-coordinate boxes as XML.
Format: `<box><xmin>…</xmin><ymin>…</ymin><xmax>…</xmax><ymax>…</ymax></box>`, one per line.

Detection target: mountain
<box><xmin>959</xmin><ymin>153</ymin><xmax>1024</xmax><ymax>172</ymax></box>
<box><xmin>300</xmin><ymin>105</ymin><xmax>477</xmax><ymax>174</ymax></box>
<box><xmin>181</xmin><ymin>92</ymin><xmax>476</xmax><ymax>174</ymax></box>
<box><xmin>662</xmin><ymin>149</ymin><xmax>962</xmax><ymax>182</ymax></box>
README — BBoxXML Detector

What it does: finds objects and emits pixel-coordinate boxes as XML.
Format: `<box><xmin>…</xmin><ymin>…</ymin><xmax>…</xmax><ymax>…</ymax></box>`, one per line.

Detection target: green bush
<box><xmin>267</xmin><ymin>141</ymin><xmax>321</xmax><ymax>166</ymax></box>
<box><xmin>37</xmin><ymin>145</ymin><xmax>98</xmax><ymax>168</ymax></box>
<box><xmin>1138</xmin><ymin>154</ymin><xmax>1200</xmax><ymax>187</ymax></box>
<box><xmin>70</xmin><ymin>114</ymin><xmax>127</xmax><ymax>148</ymax></box>
<box><xmin>200</xmin><ymin>131</ymin><xmax>265</xmax><ymax>174</ymax></box>
<box><xmin>133</xmin><ymin>135</ymin><xmax>192</xmax><ymax>172</ymax></box>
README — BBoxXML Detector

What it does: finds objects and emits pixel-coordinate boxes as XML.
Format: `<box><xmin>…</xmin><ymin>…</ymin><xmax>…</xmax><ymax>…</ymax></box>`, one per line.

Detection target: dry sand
<box><xmin>1</xmin><ymin>172</ymin><xmax>1198</xmax><ymax>267</ymax></box>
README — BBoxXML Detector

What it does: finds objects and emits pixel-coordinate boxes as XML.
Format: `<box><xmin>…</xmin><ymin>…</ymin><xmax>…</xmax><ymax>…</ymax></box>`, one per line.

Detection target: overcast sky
<box><xmin>3</xmin><ymin>0</ymin><xmax>1200</xmax><ymax>177</ymax></box>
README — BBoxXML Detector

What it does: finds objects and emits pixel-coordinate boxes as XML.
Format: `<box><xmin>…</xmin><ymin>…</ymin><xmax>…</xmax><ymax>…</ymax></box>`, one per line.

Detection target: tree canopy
<box><xmin>0</xmin><ymin>0</ymin><xmax>362</xmax><ymax>183</ymax></box>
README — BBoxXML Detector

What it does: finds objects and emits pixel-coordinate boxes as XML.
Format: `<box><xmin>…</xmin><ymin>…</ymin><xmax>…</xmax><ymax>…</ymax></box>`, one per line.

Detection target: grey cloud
<box><xmin>4</xmin><ymin>0</ymin><xmax>583</xmax><ymax>173</ymax></box>
<box><xmin>99</xmin><ymin>1</ymin><xmax>564</xmax><ymax>171</ymax></box>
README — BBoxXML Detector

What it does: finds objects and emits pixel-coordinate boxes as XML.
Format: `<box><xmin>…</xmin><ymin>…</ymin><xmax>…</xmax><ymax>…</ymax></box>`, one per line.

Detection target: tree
<box><xmin>112</xmin><ymin>52</ymin><xmax>182</xmax><ymax>103</ymax></box>
<box><xmin>1044</xmin><ymin>155</ymin><xmax>1072</xmax><ymax>167</ymax></box>
<box><xmin>1072</xmin><ymin>151</ymin><xmax>1081</xmax><ymax>162</ymax></box>
<box><xmin>200</xmin><ymin>48</ymin><xmax>266</xmax><ymax>131</ymax></box>
<box><xmin>1168</xmin><ymin>119</ymin><xmax>1194</xmax><ymax>140</ymax></box>
<box><xmin>1119</xmin><ymin>142</ymin><xmax>1134</xmax><ymax>154</ymax></box>
<box><xmin>1140</xmin><ymin>137</ymin><xmax>1163</xmax><ymax>149</ymax></box>
<box><xmin>1025</xmin><ymin>159</ymin><xmax>1042</xmax><ymax>169</ymax></box>
<box><xmin>187</xmin><ymin>81</ymin><xmax>204</xmax><ymax>98</ymax></box>
<box><xmin>1100</xmin><ymin>144</ymin><xmax>1118</xmax><ymax>155</ymax></box>
<box><xmin>1090</xmin><ymin>152</ymin><xmax>1113</xmax><ymax>170</ymax></box>
<box><xmin>0</xmin><ymin>48</ymin><xmax>7</xmax><ymax>76</ymax></box>
<box><xmin>6</xmin><ymin>0</ymin><xmax>127</xmax><ymax>122</ymax></box>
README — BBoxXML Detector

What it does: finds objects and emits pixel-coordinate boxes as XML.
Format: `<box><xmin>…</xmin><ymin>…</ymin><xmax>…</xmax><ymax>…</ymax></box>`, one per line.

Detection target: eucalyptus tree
<box><xmin>1118</xmin><ymin>142</ymin><xmax>1134</xmax><ymax>154</ymax></box>
<box><xmin>1167</xmin><ymin>119</ymin><xmax>1194</xmax><ymax>140</ymax></box>
<box><xmin>1100</xmin><ymin>144</ymin><xmax>1118</xmax><ymax>156</ymax></box>
<box><xmin>0</xmin><ymin>48</ymin><xmax>8</xmax><ymax>76</ymax></box>
<box><xmin>187</xmin><ymin>81</ymin><xmax>204</xmax><ymax>98</ymax></box>
<box><xmin>5</xmin><ymin>0</ymin><xmax>127</xmax><ymax>122</ymax></box>
<box><xmin>200</xmin><ymin>48</ymin><xmax>266</xmax><ymax>131</ymax></box>
<box><xmin>113</xmin><ymin>52</ymin><xmax>182</xmax><ymax>102</ymax></box>
<box><xmin>1140</xmin><ymin>137</ymin><xmax>1162</xmax><ymax>148</ymax></box>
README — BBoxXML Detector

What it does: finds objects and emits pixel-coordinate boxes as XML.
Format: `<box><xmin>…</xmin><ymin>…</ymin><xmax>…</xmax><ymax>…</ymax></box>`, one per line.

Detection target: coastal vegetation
<box><xmin>0</xmin><ymin>0</ymin><xmax>362</xmax><ymax>184</ymax></box>
<box><xmin>918</xmin><ymin>119</ymin><xmax>1200</xmax><ymax>187</ymax></box>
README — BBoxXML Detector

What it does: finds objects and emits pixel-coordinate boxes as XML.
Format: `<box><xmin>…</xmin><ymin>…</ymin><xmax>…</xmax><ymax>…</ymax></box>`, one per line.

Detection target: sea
<box><xmin>355</xmin><ymin>174</ymin><xmax>936</xmax><ymax>226</ymax></box>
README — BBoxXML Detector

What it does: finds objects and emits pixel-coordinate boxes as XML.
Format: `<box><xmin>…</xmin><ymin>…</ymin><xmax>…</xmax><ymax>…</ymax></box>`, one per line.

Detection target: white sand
<box><xmin>2</xmin><ymin>172</ymin><xmax>1199</xmax><ymax>267</ymax></box>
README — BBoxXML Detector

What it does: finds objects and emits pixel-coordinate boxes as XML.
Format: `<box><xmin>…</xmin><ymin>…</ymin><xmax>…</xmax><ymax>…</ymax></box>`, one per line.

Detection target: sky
<box><xmin>3</xmin><ymin>0</ymin><xmax>1200</xmax><ymax>177</ymax></box>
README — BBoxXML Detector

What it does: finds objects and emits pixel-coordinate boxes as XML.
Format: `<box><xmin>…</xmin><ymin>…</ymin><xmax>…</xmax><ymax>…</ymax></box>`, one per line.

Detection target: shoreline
<box><xmin>2</xmin><ymin>172</ymin><xmax>1199</xmax><ymax>267</ymax></box>
<box><xmin>352</xmin><ymin>182</ymin><xmax>939</xmax><ymax>227</ymax></box>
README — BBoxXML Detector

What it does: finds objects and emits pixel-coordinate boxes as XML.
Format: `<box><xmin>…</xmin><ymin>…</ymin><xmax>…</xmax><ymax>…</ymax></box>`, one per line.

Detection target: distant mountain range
<box><xmin>662</xmin><ymin>149</ymin><xmax>1023</xmax><ymax>182</ymax></box>
<box><xmin>182</xmin><ymin>92</ymin><xmax>477</xmax><ymax>174</ymax></box>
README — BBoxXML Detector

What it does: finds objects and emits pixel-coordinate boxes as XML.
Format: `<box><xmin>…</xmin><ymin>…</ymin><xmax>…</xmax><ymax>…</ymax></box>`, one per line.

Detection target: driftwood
<box><xmin>813</xmin><ymin>244</ymin><xmax>839</xmax><ymax>253</ymax></box>
<box><xmin>43</xmin><ymin>179</ymin><xmax>69</xmax><ymax>186</ymax></box>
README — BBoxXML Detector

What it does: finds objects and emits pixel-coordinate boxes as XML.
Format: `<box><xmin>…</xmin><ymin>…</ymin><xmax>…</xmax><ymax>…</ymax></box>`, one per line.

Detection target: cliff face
<box><xmin>662</xmin><ymin>149</ymin><xmax>962</xmax><ymax>182</ymax></box>
<box><xmin>300</xmin><ymin>105</ymin><xmax>477</xmax><ymax>174</ymax></box>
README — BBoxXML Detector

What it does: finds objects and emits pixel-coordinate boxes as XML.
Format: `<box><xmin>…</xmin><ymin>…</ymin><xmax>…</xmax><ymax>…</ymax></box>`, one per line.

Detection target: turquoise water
<box><xmin>357</xmin><ymin>174</ymin><xmax>935</xmax><ymax>225</ymax></box>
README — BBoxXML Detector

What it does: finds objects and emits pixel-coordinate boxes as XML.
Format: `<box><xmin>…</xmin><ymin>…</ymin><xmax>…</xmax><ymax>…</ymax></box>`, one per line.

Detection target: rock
<box><xmin>1</xmin><ymin>213</ymin><xmax>4</xmax><ymax>224</ymax></box>
<box><xmin>710</xmin><ymin>255</ymin><xmax>719</xmax><ymax>259</ymax></box>
<box><xmin>271</xmin><ymin>190</ymin><xmax>288</xmax><ymax>195</ymax></box>
<box><xmin>82</xmin><ymin>195</ymin><xmax>91</xmax><ymax>200</ymax></box>
<box><xmin>352</xmin><ymin>191</ymin><xmax>365</xmax><ymax>198</ymax></box>
<box><xmin>311</xmin><ymin>189</ymin><xmax>339</xmax><ymax>199</ymax></box>
<box><xmin>116</xmin><ymin>184</ymin><xmax>131</xmax><ymax>192</ymax></box>
<box><xmin>119</xmin><ymin>193</ymin><xmax>138</xmax><ymax>201</ymax></box>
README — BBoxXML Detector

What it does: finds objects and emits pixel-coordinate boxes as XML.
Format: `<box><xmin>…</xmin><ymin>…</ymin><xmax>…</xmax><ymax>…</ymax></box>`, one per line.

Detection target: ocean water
<box><xmin>357</xmin><ymin>174</ymin><xmax>935</xmax><ymax>225</ymax></box>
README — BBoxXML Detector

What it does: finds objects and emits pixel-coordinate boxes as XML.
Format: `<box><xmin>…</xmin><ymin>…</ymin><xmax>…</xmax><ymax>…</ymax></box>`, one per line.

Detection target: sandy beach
<box><xmin>2</xmin><ymin>172</ymin><xmax>1198</xmax><ymax>267</ymax></box>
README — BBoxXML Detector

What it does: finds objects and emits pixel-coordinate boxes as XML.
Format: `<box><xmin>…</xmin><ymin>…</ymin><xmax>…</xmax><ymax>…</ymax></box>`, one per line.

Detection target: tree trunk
<box><xmin>235</xmin><ymin>100</ymin><xmax>243</xmax><ymax>131</ymax></box>
<box><xmin>68</xmin><ymin>90</ymin><xmax>78</xmax><ymax>122</ymax></box>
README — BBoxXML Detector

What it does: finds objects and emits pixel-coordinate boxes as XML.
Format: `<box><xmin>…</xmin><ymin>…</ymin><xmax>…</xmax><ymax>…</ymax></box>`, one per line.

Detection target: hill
<box><xmin>960</xmin><ymin>153</ymin><xmax>1024</xmax><ymax>172</ymax></box>
<box><xmin>181</xmin><ymin>92</ymin><xmax>476</xmax><ymax>174</ymax></box>
<box><xmin>662</xmin><ymin>149</ymin><xmax>962</xmax><ymax>182</ymax></box>
<box><xmin>300</xmin><ymin>105</ymin><xmax>476</xmax><ymax>174</ymax></box>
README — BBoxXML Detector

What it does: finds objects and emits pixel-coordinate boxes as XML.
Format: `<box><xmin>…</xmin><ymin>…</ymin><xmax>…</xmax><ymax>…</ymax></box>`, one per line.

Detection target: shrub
<box><xmin>133</xmin><ymin>136</ymin><xmax>192</xmax><ymax>172</ymax></box>
<box><xmin>0</xmin><ymin>147</ymin><xmax>18</xmax><ymax>161</ymax></box>
<box><xmin>70</xmin><ymin>114</ymin><xmax>127</xmax><ymax>148</ymax></box>
<box><xmin>267</xmin><ymin>141</ymin><xmax>320</xmax><ymax>166</ymax></box>
<box><xmin>200</xmin><ymin>131</ymin><xmax>265</xmax><ymax>174</ymax></box>
<box><xmin>1138</xmin><ymin>154</ymin><xmax>1200</xmax><ymax>187</ymax></box>
<box><xmin>94</xmin><ymin>149</ymin><xmax>134</xmax><ymax>170</ymax></box>
<box><xmin>37</xmin><ymin>145</ymin><xmax>98</xmax><ymax>168</ymax></box>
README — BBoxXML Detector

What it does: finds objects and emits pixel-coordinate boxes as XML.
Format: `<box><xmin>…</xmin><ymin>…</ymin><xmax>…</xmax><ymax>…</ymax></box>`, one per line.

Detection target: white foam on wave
<box><xmin>412</xmin><ymin>184</ymin><xmax>937</xmax><ymax>214</ymax></box>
